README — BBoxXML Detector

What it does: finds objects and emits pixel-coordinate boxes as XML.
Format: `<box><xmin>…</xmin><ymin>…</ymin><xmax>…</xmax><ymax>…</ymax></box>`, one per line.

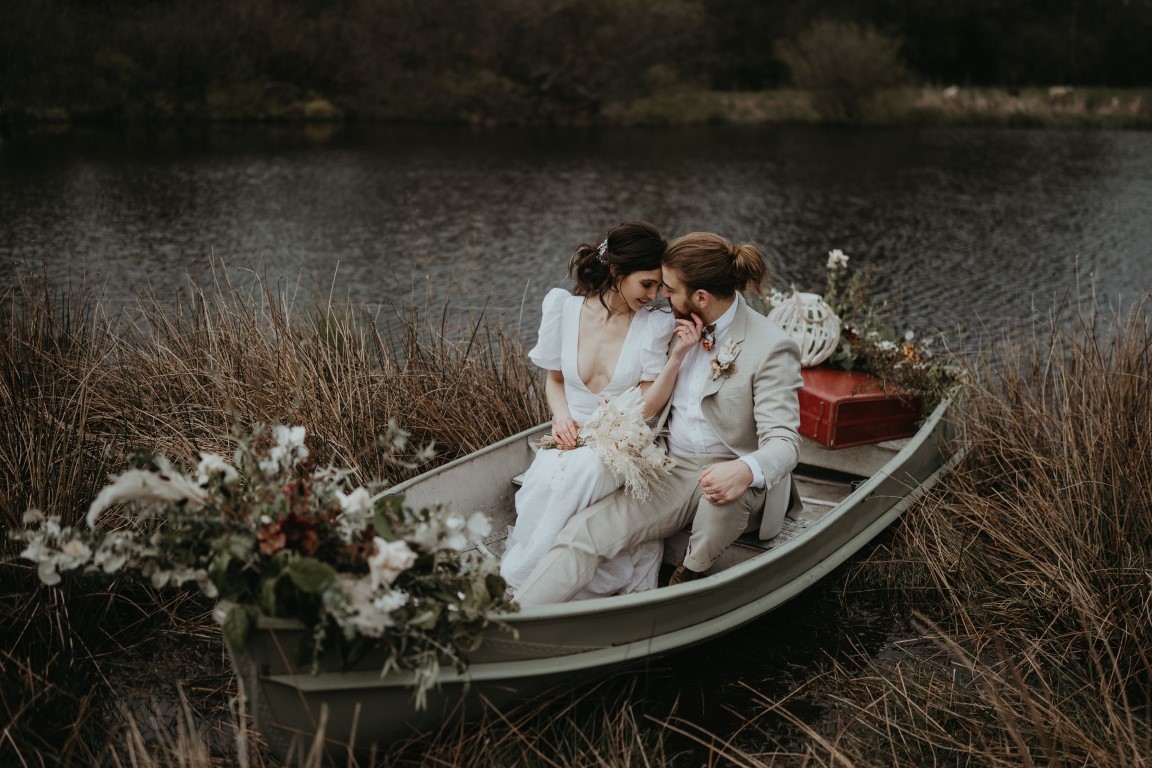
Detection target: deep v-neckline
<box><xmin>570</xmin><ymin>298</ymin><xmax>640</xmax><ymax>396</ymax></box>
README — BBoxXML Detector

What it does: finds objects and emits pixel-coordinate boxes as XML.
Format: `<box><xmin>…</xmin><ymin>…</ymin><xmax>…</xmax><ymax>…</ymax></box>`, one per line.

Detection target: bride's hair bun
<box><xmin>569</xmin><ymin>221</ymin><xmax>665</xmax><ymax>300</ymax></box>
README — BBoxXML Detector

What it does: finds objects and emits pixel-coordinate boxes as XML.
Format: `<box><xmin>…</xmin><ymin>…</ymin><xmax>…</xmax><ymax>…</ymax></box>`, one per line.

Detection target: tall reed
<box><xmin>0</xmin><ymin>265</ymin><xmax>547</xmax><ymax>766</ymax></box>
<box><xmin>717</xmin><ymin>291</ymin><xmax>1152</xmax><ymax>766</ymax></box>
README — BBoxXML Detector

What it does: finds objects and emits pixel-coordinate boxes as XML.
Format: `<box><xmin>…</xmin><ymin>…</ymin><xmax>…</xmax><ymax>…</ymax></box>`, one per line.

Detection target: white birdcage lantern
<box><xmin>767</xmin><ymin>292</ymin><xmax>842</xmax><ymax>367</ymax></box>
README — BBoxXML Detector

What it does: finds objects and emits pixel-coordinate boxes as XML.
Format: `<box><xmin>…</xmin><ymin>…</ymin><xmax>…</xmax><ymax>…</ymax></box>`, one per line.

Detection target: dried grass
<box><xmin>10</xmin><ymin>265</ymin><xmax>1149</xmax><ymax>767</ymax></box>
<box><xmin>0</xmin><ymin>264</ymin><xmax>547</xmax><ymax>766</ymax></box>
<box><xmin>709</xmin><ymin>290</ymin><xmax>1152</xmax><ymax>766</ymax></box>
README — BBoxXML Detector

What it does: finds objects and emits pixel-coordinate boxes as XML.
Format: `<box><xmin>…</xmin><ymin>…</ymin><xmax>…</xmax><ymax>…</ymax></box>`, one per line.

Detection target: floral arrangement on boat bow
<box><xmin>769</xmin><ymin>248</ymin><xmax>959</xmax><ymax>412</ymax></box>
<box><xmin>16</xmin><ymin>424</ymin><xmax>514</xmax><ymax>705</ymax></box>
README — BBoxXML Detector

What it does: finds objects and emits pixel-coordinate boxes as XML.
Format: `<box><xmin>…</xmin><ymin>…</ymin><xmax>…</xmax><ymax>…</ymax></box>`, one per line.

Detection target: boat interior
<box><xmin>479</xmin><ymin>431</ymin><xmax>914</xmax><ymax>584</ymax></box>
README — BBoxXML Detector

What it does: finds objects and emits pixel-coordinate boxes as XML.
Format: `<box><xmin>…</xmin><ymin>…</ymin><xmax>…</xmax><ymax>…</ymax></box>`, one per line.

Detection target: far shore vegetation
<box><xmin>2</xmin><ymin>263</ymin><xmax>1149</xmax><ymax>766</ymax></box>
<box><xmin>11</xmin><ymin>85</ymin><xmax>1152</xmax><ymax>132</ymax></box>
<box><xmin>3</xmin><ymin>1</ymin><xmax>1152</xmax><ymax>130</ymax></box>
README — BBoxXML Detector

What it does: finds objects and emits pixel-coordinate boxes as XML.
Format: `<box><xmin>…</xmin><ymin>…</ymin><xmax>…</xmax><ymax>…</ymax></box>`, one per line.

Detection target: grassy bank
<box><xmin>602</xmin><ymin>85</ymin><xmax>1152</xmax><ymax>128</ymax></box>
<box><xmin>3</xmin><ymin>268</ymin><xmax>1150</xmax><ymax>765</ymax></box>
<box><xmin>10</xmin><ymin>87</ymin><xmax>1152</xmax><ymax>130</ymax></box>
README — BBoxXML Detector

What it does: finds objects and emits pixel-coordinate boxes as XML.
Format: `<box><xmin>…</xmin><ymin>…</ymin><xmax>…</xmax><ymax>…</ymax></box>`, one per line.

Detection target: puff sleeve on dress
<box><xmin>526</xmin><ymin>287</ymin><xmax>570</xmax><ymax>371</ymax></box>
<box><xmin>638</xmin><ymin>309</ymin><xmax>677</xmax><ymax>381</ymax></box>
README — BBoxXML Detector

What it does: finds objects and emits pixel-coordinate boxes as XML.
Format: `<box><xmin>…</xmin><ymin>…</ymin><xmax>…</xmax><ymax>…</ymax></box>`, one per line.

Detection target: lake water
<box><xmin>3</xmin><ymin>122</ymin><xmax>1151</xmax><ymax>753</ymax></box>
<box><xmin>3</xmin><ymin>123</ymin><xmax>1151</xmax><ymax>347</ymax></box>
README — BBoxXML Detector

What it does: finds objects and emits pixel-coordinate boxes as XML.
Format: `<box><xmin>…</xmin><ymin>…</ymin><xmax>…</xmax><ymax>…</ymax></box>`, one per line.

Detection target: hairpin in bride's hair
<box><xmin>596</xmin><ymin>239</ymin><xmax>609</xmax><ymax>263</ymax></box>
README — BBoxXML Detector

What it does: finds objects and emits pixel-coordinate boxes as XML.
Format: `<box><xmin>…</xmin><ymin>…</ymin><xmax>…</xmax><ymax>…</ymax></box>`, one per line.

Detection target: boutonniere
<box><xmin>710</xmin><ymin>338</ymin><xmax>740</xmax><ymax>381</ymax></box>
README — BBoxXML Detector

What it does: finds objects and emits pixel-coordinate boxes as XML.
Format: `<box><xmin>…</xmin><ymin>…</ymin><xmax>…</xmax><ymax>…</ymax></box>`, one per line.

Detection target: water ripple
<box><xmin>2</xmin><ymin>124</ymin><xmax>1150</xmax><ymax>343</ymax></box>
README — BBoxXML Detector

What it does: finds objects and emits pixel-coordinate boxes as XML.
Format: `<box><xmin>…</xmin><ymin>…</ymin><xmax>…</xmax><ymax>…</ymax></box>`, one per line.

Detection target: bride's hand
<box><xmin>552</xmin><ymin>417</ymin><xmax>581</xmax><ymax>449</ymax></box>
<box><xmin>671</xmin><ymin>314</ymin><xmax>704</xmax><ymax>358</ymax></box>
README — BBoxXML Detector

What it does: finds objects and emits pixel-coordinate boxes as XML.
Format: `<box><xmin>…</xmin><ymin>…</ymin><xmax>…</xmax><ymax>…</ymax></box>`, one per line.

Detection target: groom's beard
<box><xmin>670</xmin><ymin>296</ymin><xmax>704</xmax><ymax>322</ymax></box>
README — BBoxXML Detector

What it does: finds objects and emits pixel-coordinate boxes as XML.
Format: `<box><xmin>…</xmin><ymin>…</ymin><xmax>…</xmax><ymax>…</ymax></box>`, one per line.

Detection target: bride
<box><xmin>501</xmin><ymin>221</ymin><xmax>699</xmax><ymax>599</ymax></box>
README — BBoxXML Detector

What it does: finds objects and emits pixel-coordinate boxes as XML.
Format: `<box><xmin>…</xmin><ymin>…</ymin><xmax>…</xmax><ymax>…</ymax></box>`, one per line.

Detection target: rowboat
<box><xmin>220</xmin><ymin>394</ymin><xmax>959</xmax><ymax>762</ymax></box>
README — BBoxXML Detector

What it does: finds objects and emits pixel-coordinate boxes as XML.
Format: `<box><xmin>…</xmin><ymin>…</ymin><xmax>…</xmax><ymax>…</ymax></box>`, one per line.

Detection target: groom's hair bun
<box><xmin>569</xmin><ymin>220</ymin><xmax>666</xmax><ymax>301</ymax></box>
<box><xmin>664</xmin><ymin>232</ymin><xmax>767</xmax><ymax>297</ymax></box>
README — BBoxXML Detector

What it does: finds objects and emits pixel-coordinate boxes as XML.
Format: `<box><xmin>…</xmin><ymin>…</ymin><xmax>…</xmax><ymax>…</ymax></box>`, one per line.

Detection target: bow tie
<box><xmin>701</xmin><ymin>324</ymin><xmax>717</xmax><ymax>351</ymax></box>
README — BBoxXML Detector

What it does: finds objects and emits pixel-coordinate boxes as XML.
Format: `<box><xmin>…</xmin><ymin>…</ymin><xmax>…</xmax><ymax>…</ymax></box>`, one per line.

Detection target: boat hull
<box><xmin>220</xmin><ymin>397</ymin><xmax>958</xmax><ymax>760</ymax></box>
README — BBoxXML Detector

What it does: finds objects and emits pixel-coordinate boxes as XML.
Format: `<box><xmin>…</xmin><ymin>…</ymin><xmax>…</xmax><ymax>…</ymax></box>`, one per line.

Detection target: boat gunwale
<box><xmin>255</xmin><ymin>415</ymin><xmax>963</xmax><ymax>696</ymax></box>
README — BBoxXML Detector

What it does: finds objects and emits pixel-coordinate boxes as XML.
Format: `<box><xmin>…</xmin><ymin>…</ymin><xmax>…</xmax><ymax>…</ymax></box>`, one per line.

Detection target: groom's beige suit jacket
<box><xmin>657</xmin><ymin>295</ymin><xmax>804</xmax><ymax>537</ymax></box>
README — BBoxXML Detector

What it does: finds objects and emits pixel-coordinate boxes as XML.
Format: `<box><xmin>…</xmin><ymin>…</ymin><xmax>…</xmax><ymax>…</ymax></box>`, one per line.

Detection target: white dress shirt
<box><xmin>665</xmin><ymin>297</ymin><xmax>766</xmax><ymax>489</ymax></box>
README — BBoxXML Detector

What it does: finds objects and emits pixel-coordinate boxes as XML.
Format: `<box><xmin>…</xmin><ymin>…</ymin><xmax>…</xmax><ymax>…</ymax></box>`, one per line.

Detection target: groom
<box><xmin>514</xmin><ymin>232</ymin><xmax>804</xmax><ymax>606</ymax></box>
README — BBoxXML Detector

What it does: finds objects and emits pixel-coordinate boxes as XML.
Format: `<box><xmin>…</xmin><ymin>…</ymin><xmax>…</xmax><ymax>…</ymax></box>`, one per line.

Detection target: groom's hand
<box><xmin>699</xmin><ymin>460</ymin><xmax>753</xmax><ymax>505</ymax></box>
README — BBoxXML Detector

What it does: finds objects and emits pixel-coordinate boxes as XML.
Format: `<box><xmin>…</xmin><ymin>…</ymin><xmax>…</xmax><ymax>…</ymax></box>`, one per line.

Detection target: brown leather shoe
<box><xmin>668</xmin><ymin>562</ymin><xmax>704</xmax><ymax>586</ymax></box>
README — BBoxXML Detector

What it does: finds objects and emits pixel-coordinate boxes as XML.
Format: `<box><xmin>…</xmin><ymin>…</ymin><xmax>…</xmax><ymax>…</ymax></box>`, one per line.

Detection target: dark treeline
<box><xmin>708</xmin><ymin>0</ymin><xmax>1152</xmax><ymax>90</ymax></box>
<box><xmin>2</xmin><ymin>0</ymin><xmax>1151</xmax><ymax>123</ymax></box>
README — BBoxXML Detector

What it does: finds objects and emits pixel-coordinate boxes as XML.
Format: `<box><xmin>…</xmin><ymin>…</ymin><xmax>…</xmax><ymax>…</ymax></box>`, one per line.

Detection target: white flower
<box><xmin>150</xmin><ymin>568</ymin><xmax>173</xmax><ymax>589</ymax></box>
<box><xmin>196</xmin><ymin>453</ymin><xmax>239</xmax><ymax>487</ymax></box>
<box><xmin>87</xmin><ymin>458</ymin><xmax>207</xmax><ymax>528</ymax></box>
<box><xmin>19</xmin><ymin>540</ymin><xmax>59</xmax><ymax>584</ymax></box>
<box><xmin>22</xmin><ymin>509</ymin><xmax>44</xmax><ymax>526</ymax></box>
<box><xmin>93</xmin><ymin>532</ymin><xmax>136</xmax><ymax>574</ymax></box>
<box><xmin>326</xmin><ymin>575</ymin><xmax>412</xmax><ymax>639</ymax></box>
<box><xmin>710</xmin><ymin>337</ymin><xmax>740</xmax><ymax>381</ymax></box>
<box><xmin>277</xmin><ymin>425</ymin><xmax>307</xmax><ymax>451</ymax></box>
<box><xmin>61</xmin><ymin>539</ymin><xmax>91</xmax><ymax>563</ymax></box>
<box><xmin>36</xmin><ymin>561</ymin><xmax>63</xmax><ymax>586</ymax></box>
<box><xmin>350</xmin><ymin>606</ymin><xmax>395</xmax><ymax>638</ymax></box>
<box><xmin>441</xmin><ymin>514</ymin><xmax>469</xmax><ymax>551</ymax></box>
<box><xmin>372</xmin><ymin>590</ymin><xmax>408</xmax><ymax>614</ymax></box>
<box><xmin>368</xmin><ymin>537</ymin><xmax>417</xmax><ymax>590</ymax></box>
<box><xmin>465</xmin><ymin>512</ymin><xmax>492</xmax><ymax>539</ymax></box>
<box><xmin>768</xmin><ymin>288</ymin><xmax>790</xmax><ymax>308</ymax></box>
<box><xmin>904</xmin><ymin>330</ymin><xmax>915</xmax><ymax>342</ymax></box>
<box><xmin>337</xmin><ymin>487</ymin><xmax>373</xmax><ymax>517</ymax></box>
<box><xmin>335</xmin><ymin>487</ymin><xmax>375</xmax><ymax>541</ymax></box>
<box><xmin>878</xmin><ymin>340</ymin><xmax>898</xmax><ymax>351</ymax></box>
<box><xmin>22</xmin><ymin>531</ymin><xmax>94</xmax><ymax>586</ymax></box>
<box><xmin>260</xmin><ymin>425</ymin><xmax>309</xmax><ymax>473</ymax></box>
<box><xmin>827</xmin><ymin>249</ymin><xmax>850</xmax><ymax>270</ymax></box>
<box><xmin>410</xmin><ymin>520</ymin><xmax>441</xmax><ymax>552</ymax></box>
<box><xmin>715</xmin><ymin>338</ymin><xmax>738</xmax><ymax>366</ymax></box>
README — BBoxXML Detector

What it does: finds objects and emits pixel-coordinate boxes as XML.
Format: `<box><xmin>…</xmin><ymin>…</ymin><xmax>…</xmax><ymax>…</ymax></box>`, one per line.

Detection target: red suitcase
<box><xmin>798</xmin><ymin>367</ymin><xmax>922</xmax><ymax>448</ymax></box>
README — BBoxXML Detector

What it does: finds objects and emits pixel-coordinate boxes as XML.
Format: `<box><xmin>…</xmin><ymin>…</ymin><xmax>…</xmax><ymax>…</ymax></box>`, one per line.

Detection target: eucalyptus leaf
<box><xmin>260</xmin><ymin>575</ymin><xmax>279</xmax><ymax>615</ymax></box>
<box><xmin>410</xmin><ymin>608</ymin><xmax>440</xmax><ymax>630</ymax></box>
<box><xmin>372</xmin><ymin>494</ymin><xmax>402</xmax><ymax>539</ymax></box>
<box><xmin>222</xmin><ymin>604</ymin><xmax>252</xmax><ymax>651</ymax></box>
<box><xmin>286</xmin><ymin>557</ymin><xmax>336</xmax><ymax>594</ymax></box>
<box><xmin>344</xmin><ymin>635</ymin><xmax>373</xmax><ymax>669</ymax></box>
<box><xmin>208</xmin><ymin>551</ymin><xmax>231</xmax><ymax>582</ymax></box>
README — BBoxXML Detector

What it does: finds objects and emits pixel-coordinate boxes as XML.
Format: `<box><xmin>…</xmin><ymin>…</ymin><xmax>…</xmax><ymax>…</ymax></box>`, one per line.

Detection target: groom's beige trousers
<box><xmin>514</xmin><ymin>449</ymin><xmax>784</xmax><ymax>606</ymax></box>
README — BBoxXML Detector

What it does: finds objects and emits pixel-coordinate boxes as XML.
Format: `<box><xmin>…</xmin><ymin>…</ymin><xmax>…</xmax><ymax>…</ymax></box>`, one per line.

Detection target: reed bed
<box><xmin>0</xmin><ymin>266</ymin><xmax>548</xmax><ymax>766</ymax></box>
<box><xmin>715</xmin><ymin>291</ymin><xmax>1152</xmax><ymax>766</ymax></box>
<box><xmin>7</xmin><ymin>267</ymin><xmax>1151</xmax><ymax>766</ymax></box>
<box><xmin>2</xmin><ymin>265</ymin><xmax>545</xmax><ymax>529</ymax></box>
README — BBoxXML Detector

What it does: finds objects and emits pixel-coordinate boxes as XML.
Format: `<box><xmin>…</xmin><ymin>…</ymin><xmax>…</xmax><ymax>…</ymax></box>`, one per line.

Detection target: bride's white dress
<box><xmin>501</xmin><ymin>288</ymin><xmax>675</xmax><ymax>600</ymax></box>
